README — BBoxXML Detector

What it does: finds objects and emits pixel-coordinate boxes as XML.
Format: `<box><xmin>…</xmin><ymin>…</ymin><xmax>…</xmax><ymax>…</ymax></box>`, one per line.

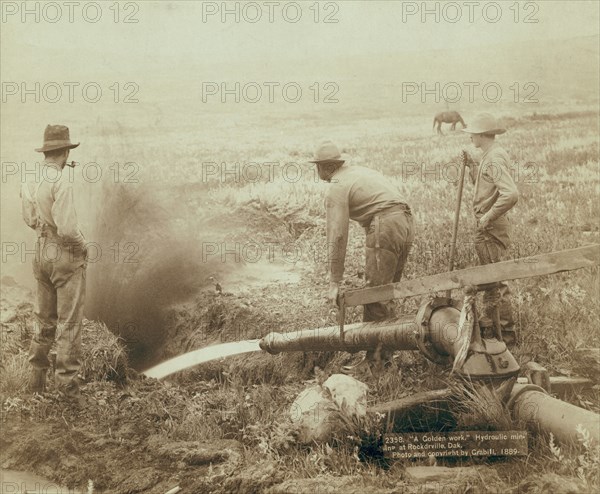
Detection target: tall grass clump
<box><xmin>80</xmin><ymin>321</ymin><xmax>130</xmax><ymax>384</ymax></box>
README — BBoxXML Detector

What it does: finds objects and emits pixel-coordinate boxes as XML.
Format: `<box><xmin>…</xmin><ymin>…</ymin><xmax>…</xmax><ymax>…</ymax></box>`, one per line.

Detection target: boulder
<box><xmin>290</xmin><ymin>374</ymin><xmax>369</xmax><ymax>444</ymax></box>
<box><xmin>323</xmin><ymin>374</ymin><xmax>369</xmax><ymax>416</ymax></box>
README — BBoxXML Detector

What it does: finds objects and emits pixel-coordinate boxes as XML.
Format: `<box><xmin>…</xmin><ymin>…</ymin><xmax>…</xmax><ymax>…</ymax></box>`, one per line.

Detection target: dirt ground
<box><xmin>1</xmin><ymin>204</ymin><xmax>599</xmax><ymax>493</ymax></box>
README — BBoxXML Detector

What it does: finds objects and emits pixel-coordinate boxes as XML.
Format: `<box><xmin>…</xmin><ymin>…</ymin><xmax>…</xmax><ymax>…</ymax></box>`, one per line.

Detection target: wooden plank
<box><xmin>547</xmin><ymin>376</ymin><xmax>594</xmax><ymax>388</ymax></box>
<box><xmin>516</xmin><ymin>376</ymin><xmax>593</xmax><ymax>386</ymax></box>
<box><xmin>344</xmin><ymin>244</ymin><xmax>600</xmax><ymax>307</ymax></box>
<box><xmin>370</xmin><ymin>388</ymin><xmax>453</xmax><ymax>415</ymax></box>
<box><xmin>517</xmin><ymin>376</ymin><xmax>595</xmax><ymax>398</ymax></box>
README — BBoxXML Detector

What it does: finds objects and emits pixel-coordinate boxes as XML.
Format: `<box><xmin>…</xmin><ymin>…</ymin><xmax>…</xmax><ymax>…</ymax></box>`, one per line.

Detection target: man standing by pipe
<box><xmin>462</xmin><ymin>114</ymin><xmax>519</xmax><ymax>345</ymax></box>
<box><xmin>310</xmin><ymin>140</ymin><xmax>415</xmax><ymax>370</ymax></box>
<box><xmin>21</xmin><ymin>125</ymin><xmax>88</xmax><ymax>401</ymax></box>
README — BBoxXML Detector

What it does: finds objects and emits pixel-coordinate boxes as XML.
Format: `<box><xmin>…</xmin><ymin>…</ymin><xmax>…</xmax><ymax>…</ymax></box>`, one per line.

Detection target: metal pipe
<box><xmin>259</xmin><ymin>302</ymin><xmax>465</xmax><ymax>356</ymax></box>
<box><xmin>259</xmin><ymin>315</ymin><xmax>419</xmax><ymax>354</ymax></box>
<box><xmin>509</xmin><ymin>384</ymin><xmax>600</xmax><ymax>446</ymax></box>
<box><xmin>259</xmin><ymin>303</ymin><xmax>477</xmax><ymax>358</ymax></box>
<box><xmin>259</xmin><ymin>299</ymin><xmax>519</xmax><ymax>380</ymax></box>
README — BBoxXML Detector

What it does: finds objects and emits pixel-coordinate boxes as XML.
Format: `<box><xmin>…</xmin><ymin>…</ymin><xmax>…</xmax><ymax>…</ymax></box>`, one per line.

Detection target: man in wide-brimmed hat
<box><xmin>462</xmin><ymin>113</ymin><xmax>519</xmax><ymax>345</ymax></box>
<box><xmin>22</xmin><ymin>124</ymin><xmax>88</xmax><ymax>401</ymax></box>
<box><xmin>310</xmin><ymin>140</ymin><xmax>415</xmax><ymax>372</ymax></box>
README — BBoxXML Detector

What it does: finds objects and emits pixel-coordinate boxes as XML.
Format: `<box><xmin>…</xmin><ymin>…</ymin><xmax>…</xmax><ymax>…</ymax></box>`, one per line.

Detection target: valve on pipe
<box><xmin>259</xmin><ymin>297</ymin><xmax>519</xmax><ymax>381</ymax></box>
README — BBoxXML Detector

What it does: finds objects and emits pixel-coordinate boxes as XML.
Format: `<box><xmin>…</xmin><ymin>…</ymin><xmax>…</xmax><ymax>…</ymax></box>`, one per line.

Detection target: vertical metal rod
<box><xmin>445</xmin><ymin>151</ymin><xmax>468</xmax><ymax>298</ymax></box>
<box><xmin>338</xmin><ymin>294</ymin><xmax>346</xmax><ymax>341</ymax></box>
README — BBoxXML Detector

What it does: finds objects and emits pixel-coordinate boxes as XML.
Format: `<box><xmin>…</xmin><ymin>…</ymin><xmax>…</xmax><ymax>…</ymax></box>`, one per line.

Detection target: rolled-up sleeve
<box><xmin>325</xmin><ymin>188</ymin><xmax>350</xmax><ymax>283</ymax></box>
<box><xmin>20</xmin><ymin>183</ymin><xmax>38</xmax><ymax>230</ymax></box>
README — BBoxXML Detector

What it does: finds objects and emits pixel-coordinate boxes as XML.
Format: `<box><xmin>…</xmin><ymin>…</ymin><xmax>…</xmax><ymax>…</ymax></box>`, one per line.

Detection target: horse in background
<box><xmin>433</xmin><ymin>111</ymin><xmax>466</xmax><ymax>135</ymax></box>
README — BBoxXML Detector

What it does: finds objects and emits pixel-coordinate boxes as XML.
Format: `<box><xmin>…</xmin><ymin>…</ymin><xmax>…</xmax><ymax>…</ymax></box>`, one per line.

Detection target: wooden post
<box><xmin>338</xmin><ymin>293</ymin><xmax>346</xmax><ymax>342</ymax></box>
<box><xmin>523</xmin><ymin>362</ymin><xmax>551</xmax><ymax>392</ymax></box>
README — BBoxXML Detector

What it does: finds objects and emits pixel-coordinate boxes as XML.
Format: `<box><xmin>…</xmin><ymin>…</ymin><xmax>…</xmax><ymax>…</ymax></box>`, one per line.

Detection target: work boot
<box><xmin>342</xmin><ymin>355</ymin><xmax>372</xmax><ymax>379</ymax></box>
<box><xmin>343</xmin><ymin>347</ymin><xmax>394</xmax><ymax>378</ymax></box>
<box><xmin>57</xmin><ymin>379</ymin><xmax>86</xmax><ymax>407</ymax></box>
<box><xmin>29</xmin><ymin>369</ymin><xmax>47</xmax><ymax>394</ymax></box>
<box><xmin>367</xmin><ymin>347</ymin><xmax>395</xmax><ymax>373</ymax></box>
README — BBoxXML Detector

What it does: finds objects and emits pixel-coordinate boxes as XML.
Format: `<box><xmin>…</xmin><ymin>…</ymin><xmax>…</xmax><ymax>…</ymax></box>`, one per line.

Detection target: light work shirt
<box><xmin>21</xmin><ymin>161</ymin><xmax>86</xmax><ymax>250</ymax></box>
<box><xmin>471</xmin><ymin>143</ymin><xmax>518</xmax><ymax>222</ymax></box>
<box><xmin>325</xmin><ymin>164</ymin><xmax>406</xmax><ymax>282</ymax></box>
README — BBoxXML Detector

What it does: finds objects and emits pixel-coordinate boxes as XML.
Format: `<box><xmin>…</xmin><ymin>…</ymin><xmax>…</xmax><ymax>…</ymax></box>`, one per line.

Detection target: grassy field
<box><xmin>1</xmin><ymin>107</ymin><xmax>599</xmax><ymax>493</ymax></box>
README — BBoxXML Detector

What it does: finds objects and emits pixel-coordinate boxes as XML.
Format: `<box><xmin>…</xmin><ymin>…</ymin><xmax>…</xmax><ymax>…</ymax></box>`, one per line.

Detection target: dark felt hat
<box><xmin>35</xmin><ymin>125</ymin><xmax>80</xmax><ymax>153</ymax></box>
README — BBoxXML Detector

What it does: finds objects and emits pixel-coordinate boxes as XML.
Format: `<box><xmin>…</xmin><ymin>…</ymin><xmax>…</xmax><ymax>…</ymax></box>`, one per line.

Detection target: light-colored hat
<box><xmin>35</xmin><ymin>125</ymin><xmax>80</xmax><ymax>152</ymax></box>
<box><xmin>308</xmin><ymin>140</ymin><xmax>345</xmax><ymax>164</ymax></box>
<box><xmin>461</xmin><ymin>113</ymin><xmax>506</xmax><ymax>135</ymax></box>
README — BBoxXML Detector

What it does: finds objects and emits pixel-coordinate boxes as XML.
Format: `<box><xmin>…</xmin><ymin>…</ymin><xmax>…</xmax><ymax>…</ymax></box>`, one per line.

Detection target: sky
<box><xmin>2</xmin><ymin>0</ymin><xmax>599</xmax><ymax>80</ymax></box>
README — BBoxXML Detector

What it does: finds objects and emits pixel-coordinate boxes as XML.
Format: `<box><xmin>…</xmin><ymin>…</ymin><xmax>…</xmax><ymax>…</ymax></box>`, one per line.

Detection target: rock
<box><xmin>290</xmin><ymin>386</ymin><xmax>339</xmax><ymax>444</ymax></box>
<box><xmin>290</xmin><ymin>374</ymin><xmax>369</xmax><ymax>444</ymax></box>
<box><xmin>323</xmin><ymin>374</ymin><xmax>369</xmax><ymax>416</ymax></box>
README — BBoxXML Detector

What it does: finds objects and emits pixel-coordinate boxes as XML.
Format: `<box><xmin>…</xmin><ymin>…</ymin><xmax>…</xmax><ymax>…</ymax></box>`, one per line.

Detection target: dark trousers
<box><xmin>363</xmin><ymin>208</ymin><xmax>415</xmax><ymax>322</ymax></box>
<box><xmin>29</xmin><ymin>233</ymin><xmax>86</xmax><ymax>391</ymax></box>
<box><xmin>474</xmin><ymin>215</ymin><xmax>515</xmax><ymax>330</ymax></box>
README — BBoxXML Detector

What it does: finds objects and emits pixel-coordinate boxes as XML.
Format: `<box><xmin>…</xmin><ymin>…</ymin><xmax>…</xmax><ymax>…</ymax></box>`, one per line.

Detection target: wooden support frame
<box><xmin>342</xmin><ymin>244</ymin><xmax>600</xmax><ymax>307</ymax></box>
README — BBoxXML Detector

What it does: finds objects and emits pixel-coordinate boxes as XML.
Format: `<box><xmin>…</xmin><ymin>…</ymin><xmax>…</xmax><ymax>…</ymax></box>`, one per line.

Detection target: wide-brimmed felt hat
<box><xmin>461</xmin><ymin>113</ymin><xmax>506</xmax><ymax>135</ymax></box>
<box><xmin>308</xmin><ymin>140</ymin><xmax>345</xmax><ymax>165</ymax></box>
<box><xmin>35</xmin><ymin>125</ymin><xmax>80</xmax><ymax>153</ymax></box>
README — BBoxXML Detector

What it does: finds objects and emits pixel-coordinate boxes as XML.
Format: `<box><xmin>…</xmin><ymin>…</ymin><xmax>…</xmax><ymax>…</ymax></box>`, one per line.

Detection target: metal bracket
<box><xmin>337</xmin><ymin>292</ymin><xmax>346</xmax><ymax>342</ymax></box>
<box><xmin>506</xmin><ymin>383</ymin><xmax>548</xmax><ymax>411</ymax></box>
<box><xmin>414</xmin><ymin>297</ymin><xmax>462</xmax><ymax>365</ymax></box>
